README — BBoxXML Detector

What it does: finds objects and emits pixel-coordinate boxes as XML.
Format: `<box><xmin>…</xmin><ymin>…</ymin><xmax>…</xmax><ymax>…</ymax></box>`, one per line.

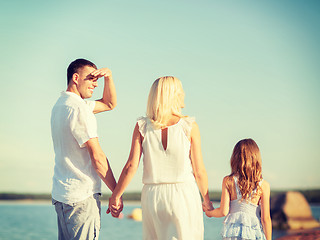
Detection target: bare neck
<box><xmin>66</xmin><ymin>84</ymin><xmax>81</xmax><ymax>98</ymax></box>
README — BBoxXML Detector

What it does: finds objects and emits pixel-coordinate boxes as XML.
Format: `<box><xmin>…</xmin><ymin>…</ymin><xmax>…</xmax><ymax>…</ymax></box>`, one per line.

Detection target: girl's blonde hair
<box><xmin>230</xmin><ymin>138</ymin><xmax>263</xmax><ymax>200</ymax></box>
<box><xmin>146</xmin><ymin>76</ymin><xmax>185</xmax><ymax>129</ymax></box>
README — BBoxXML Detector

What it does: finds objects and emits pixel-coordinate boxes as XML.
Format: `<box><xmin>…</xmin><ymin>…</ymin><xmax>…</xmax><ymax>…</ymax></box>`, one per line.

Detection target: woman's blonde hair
<box><xmin>230</xmin><ymin>138</ymin><xmax>263</xmax><ymax>200</ymax></box>
<box><xmin>146</xmin><ymin>76</ymin><xmax>185</xmax><ymax>129</ymax></box>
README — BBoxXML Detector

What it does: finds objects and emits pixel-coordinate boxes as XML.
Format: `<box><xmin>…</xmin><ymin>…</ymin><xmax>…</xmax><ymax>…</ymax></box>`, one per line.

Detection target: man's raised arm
<box><xmin>90</xmin><ymin>68</ymin><xmax>117</xmax><ymax>114</ymax></box>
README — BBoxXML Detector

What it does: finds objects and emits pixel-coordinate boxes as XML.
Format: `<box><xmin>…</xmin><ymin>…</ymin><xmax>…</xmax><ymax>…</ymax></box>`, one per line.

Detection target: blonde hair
<box><xmin>146</xmin><ymin>76</ymin><xmax>185</xmax><ymax>129</ymax></box>
<box><xmin>230</xmin><ymin>138</ymin><xmax>263</xmax><ymax>200</ymax></box>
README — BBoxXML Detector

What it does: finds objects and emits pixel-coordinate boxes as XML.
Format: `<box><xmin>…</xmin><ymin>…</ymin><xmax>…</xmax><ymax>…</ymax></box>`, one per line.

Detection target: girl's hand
<box><xmin>205</xmin><ymin>209</ymin><xmax>214</xmax><ymax>217</ymax></box>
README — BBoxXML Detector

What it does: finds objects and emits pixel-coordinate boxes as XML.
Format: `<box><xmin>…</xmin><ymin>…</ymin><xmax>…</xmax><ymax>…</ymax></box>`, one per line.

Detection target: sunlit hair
<box><xmin>146</xmin><ymin>76</ymin><xmax>185</xmax><ymax>129</ymax></box>
<box><xmin>230</xmin><ymin>138</ymin><xmax>263</xmax><ymax>200</ymax></box>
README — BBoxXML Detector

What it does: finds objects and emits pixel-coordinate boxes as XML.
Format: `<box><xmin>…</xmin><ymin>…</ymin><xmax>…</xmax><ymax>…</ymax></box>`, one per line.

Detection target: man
<box><xmin>51</xmin><ymin>58</ymin><xmax>122</xmax><ymax>240</ymax></box>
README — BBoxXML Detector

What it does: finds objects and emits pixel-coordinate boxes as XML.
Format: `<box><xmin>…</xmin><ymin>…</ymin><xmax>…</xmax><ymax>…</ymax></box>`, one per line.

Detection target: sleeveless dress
<box><xmin>222</xmin><ymin>176</ymin><xmax>266</xmax><ymax>240</ymax></box>
<box><xmin>137</xmin><ymin>116</ymin><xmax>204</xmax><ymax>240</ymax></box>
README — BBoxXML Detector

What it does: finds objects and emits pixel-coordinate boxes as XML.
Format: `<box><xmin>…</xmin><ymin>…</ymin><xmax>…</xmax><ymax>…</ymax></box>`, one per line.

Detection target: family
<box><xmin>50</xmin><ymin>59</ymin><xmax>272</xmax><ymax>240</ymax></box>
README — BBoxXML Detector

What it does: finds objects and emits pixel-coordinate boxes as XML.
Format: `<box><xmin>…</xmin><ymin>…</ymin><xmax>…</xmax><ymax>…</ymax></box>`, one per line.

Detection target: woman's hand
<box><xmin>202</xmin><ymin>200</ymin><xmax>214</xmax><ymax>212</ymax></box>
<box><xmin>107</xmin><ymin>195</ymin><xmax>123</xmax><ymax>218</ymax></box>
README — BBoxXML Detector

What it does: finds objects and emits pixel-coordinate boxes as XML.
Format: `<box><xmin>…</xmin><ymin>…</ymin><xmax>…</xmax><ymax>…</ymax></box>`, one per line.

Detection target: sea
<box><xmin>0</xmin><ymin>201</ymin><xmax>319</xmax><ymax>240</ymax></box>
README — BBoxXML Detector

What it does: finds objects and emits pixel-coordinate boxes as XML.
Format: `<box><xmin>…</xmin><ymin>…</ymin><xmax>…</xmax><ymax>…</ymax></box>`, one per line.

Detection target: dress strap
<box><xmin>251</xmin><ymin>179</ymin><xmax>264</xmax><ymax>196</ymax></box>
<box><xmin>233</xmin><ymin>176</ymin><xmax>242</xmax><ymax>199</ymax></box>
<box><xmin>259</xmin><ymin>179</ymin><xmax>264</xmax><ymax>186</ymax></box>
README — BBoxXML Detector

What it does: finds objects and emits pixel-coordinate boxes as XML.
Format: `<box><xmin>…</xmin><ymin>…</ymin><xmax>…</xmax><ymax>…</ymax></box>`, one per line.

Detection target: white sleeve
<box><xmin>70</xmin><ymin>106</ymin><xmax>98</xmax><ymax>148</ymax></box>
<box><xmin>180</xmin><ymin>116</ymin><xmax>195</xmax><ymax>139</ymax></box>
<box><xmin>137</xmin><ymin>117</ymin><xmax>148</xmax><ymax>138</ymax></box>
<box><xmin>85</xmin><ymin>100</ymin><xmax>96</xmax><ymax>112</ymax></box>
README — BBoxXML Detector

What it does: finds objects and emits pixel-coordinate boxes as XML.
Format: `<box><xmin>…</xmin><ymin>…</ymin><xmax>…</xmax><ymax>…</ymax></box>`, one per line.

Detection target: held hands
<box><xmin>107</xmin><ymin>195</ymin><xmax>123</xmax><ymax>218</ymax></box>
<box><xmin>90</xmin><ymin>68</ymin><xmax>112</xmax><ymax>80</ymax></box>
<box><xmin>202</xmin><ymin>200</ymin><xmax>214</xmax><ymax>212</ymax></box>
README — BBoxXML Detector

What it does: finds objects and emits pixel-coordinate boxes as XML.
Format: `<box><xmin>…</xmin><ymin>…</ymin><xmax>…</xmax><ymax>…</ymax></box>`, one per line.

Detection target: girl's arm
<box><xmin>108</xmin><ymin>123</ymin><xmax>143</xmax><ymax>212</ymax></box>
<box><xmin>260</xmin><ymin>180</ymin><xmax>272</xmax><ymax>240</ymax></box>
<box><xmin>190</xmin><ymin>122</ymin><xmax>211</xmax><ymax>208</ymax></box>
<box><xmin>205</xmin><ymin>176</ymin><xmax>230</xmax><ymax>218</ymax></box>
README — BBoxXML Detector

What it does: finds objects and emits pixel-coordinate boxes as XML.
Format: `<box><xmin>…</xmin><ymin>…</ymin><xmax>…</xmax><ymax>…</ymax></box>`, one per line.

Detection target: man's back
<box><xmin>51</xmin><ymin>91</ymin><xmax>101</xmax><ymax>204</ymax></box>
<box><xmin>51</xmin><ymin>59</ymin><xmax>120</xmax><ymax>239</ymax></box>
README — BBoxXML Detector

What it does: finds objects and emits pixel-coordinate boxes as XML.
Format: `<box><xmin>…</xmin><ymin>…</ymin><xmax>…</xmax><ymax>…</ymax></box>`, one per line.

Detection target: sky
<box><xmin>0</xmin><ymin>0</ymin><xmax>319</xmax><ymax>194</ymax></box>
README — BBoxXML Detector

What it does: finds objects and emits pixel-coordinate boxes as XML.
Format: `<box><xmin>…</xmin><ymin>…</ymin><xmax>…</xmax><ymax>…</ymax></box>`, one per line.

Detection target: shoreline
<box><xmin>0</xmin><ymin>199</ymin><xmax>141</xmax><ymax>206</ymax></box>
<box><xmin>1</xmin><ymin>199</ymin><xmax>318</xmax><ymax>208</ymax></box>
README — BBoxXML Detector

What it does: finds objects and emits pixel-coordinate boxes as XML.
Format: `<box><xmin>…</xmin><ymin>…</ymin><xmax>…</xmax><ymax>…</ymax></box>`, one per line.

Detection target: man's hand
<box><xmin>107</xmin><ymin>196</ymin><xmax>123</xmax><ymax>218</ymax></box>
<box><xmin>91</xmin><ymin>67</ymin><xmax>116</xmax><ymax>113</ymax></box>
<box><xmin>90</xmin><ymin>68</ymin><xmax>112</xmax><ymax>80</ymax></box>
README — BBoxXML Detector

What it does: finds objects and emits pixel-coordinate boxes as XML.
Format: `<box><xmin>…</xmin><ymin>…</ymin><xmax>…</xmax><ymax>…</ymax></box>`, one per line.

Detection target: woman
<box><xmin>109</xmin><ymin>76</ymin><xmax>212</xmax><ymax>239</ymax></box>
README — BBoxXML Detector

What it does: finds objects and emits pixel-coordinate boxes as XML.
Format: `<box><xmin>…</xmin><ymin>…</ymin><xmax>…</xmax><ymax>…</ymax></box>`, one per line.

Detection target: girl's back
<box><xmin>223</xmin><ymin>175</ymin><xmax>266</xmax><ymax>240</ymax></box>
<box><xmin>226</xmin><ymin>175</ymin><xmax>262</xmax><ymax>205</ymax></box>
<box><xmin>204</xmin><ymin>139</ymin><xmax>272</xmax><ymax>240</ymax></box>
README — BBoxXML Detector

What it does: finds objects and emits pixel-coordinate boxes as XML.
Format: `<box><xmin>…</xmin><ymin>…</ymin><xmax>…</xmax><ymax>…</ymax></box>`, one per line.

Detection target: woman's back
<box><xmin>139</xmin><ymin>115</ymin><xmax>205</xmax><ymax>239</ymax></box>
<box><xmin>137</xmin><ymin>116</ymin><xmax>195</xmax><ymax>184</ymax></box>
<box><xmin>109</xmin><ymin>76</ymin><xmax>211</xmax><ymax>240</ymax></box>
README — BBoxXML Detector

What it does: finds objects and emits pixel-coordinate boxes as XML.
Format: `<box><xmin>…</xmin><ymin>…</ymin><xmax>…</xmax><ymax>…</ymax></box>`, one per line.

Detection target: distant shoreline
<box><xmin>1</xmin><ymin>189</ymin><xmax>320</xmax><ymax>203</ymax></box>
<box><xmin>0</xmin><ymin>199</ymin><xmax>142</xmax><ymax>206</ymax></box>
<box><xmin>0</xmin><ymin>189</ymin><xmax>320</xmax><ymax>204</ymax></box>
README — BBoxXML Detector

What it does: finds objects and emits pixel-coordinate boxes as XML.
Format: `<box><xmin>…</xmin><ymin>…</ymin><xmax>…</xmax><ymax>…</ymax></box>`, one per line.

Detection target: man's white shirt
<box><xmin>51</xmin><ymin>91</ymin><xmax>101</xmax><ymax>204</ymax></box>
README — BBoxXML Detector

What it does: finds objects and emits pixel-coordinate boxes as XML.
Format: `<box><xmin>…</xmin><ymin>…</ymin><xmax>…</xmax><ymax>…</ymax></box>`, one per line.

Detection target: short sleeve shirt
<box><xmin>51</xmin><ymin>91</ymin><xmax>101</xmax><ymax>204</ymax></box>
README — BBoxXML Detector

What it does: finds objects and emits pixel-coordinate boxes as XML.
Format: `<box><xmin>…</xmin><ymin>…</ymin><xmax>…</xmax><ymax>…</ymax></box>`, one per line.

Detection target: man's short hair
<box><xmin>67</xmin><ymin>59</ymin><xmax>97</xmax><ymax>85</ymax></box>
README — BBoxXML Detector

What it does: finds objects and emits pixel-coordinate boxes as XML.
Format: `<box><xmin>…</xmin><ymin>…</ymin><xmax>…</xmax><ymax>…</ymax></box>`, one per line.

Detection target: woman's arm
<box><xmin>260</xmin><ymin>180</ymin><xmax>272</xmax><ymax>240</ymax></box>
<box><xmin>190</xmin><ymin>122</ymin><xmax>211</xmax><ymax>207</ymax></box>
<box><xmin>108</xmin><ymin>123</ymin><xmax>143</xmax><ymax>212</ymax></box>
<box><xmin>205</xmin><ymin>176</ymin><xmax>230</xmax><ymax>218</ymax></box>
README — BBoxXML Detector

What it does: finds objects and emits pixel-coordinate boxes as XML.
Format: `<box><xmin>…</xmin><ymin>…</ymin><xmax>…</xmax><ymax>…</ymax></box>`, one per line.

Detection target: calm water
<box><xmin>0</xmin><ymin>202</ymin><xmax>319</xmax><ymax>240</ymax></box>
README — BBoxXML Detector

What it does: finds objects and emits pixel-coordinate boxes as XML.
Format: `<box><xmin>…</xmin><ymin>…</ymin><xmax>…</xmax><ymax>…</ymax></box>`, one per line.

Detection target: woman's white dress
<box><xmin>137</xmin><ymin>116</ymin><xmax>203</xmax><ymax>240</ymax></box>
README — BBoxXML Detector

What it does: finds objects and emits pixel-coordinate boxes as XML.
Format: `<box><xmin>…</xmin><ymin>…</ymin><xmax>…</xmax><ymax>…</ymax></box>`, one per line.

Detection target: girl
<box><xmin>109</xmin><ymin>76</ymin><xmax>212</xmax><ymax>239</ymax></box>
<box><xmin>205</xmin><ymin>139</ymin><xmax>272</xmax><ymax>240</ymax></box>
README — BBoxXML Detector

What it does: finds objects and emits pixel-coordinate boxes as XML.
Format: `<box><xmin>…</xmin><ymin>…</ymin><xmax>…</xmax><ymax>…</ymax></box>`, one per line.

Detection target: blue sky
<box><xmin>0</xmin><ymin>0</ymin><xmax>319</xmax><ymax>193</ymax></box>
